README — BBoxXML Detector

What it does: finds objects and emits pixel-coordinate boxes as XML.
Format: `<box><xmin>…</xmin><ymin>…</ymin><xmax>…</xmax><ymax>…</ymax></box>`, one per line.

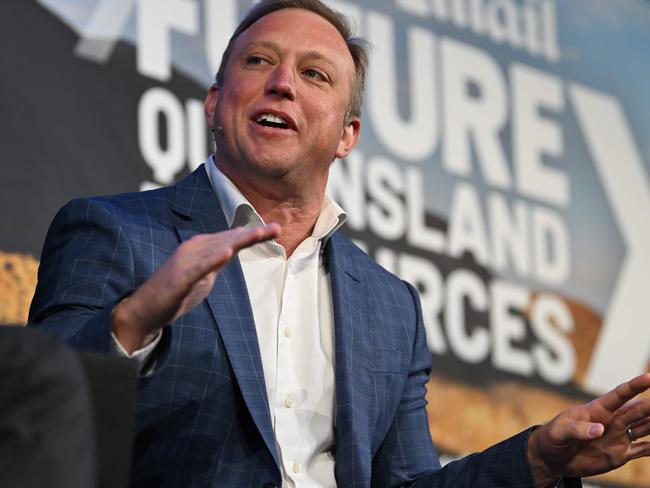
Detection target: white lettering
<box><xmin>394</xmin><ymin>0</ymin><xmax>428</xmax><ymax>16</ymax></box>
<box><xmin>366</xmin><ymin>156</ymin><xmax>406</xmax><ymax>240</ymax></box>
<box><xmin>185</xmin><ymin>98</ymin><xmax>208</xmax><ymax>171</ymax></box>
<box><xmin>367</xmin><ymin>12</ymin><xmax>439</xmax><ymax>161</ymax></box>
<box><xmin>486</xmin><ymin>0</ymin><xmax>522</xmax><ymax>47</ymax></box>
<box><xmin>489</xmin><ymin>192</ymin><xmax>530</xmax><ymax>278</ymax></box>
<box><xmin>491</xmin><ymin>280</ymin><xmax>533</xmax><ymax>376</ymax></box>
<box><xmin>542</xmin><ymin>0</ymin><xmax>560</xmax><ymax>62</ymax></box>
<box><xmin>138</xmin><ymin>87</ymin><xmax>185</xmax><ymax>184</ymax></box>
<box><xmin>405</xmin><ymin>168</ymin><xmax>446</xmax><ymax>253</ymax></box>
<box><xmin>446</xmin><ymin>269</ymin><xmax>490</xmax><ymax>363</ymax></box>
<box><xmin>531</xmin><ymin>293</ymin><xmax>575</xmax><ymax>384</ymax></box>
<box><xmin>447</xmin><ymin>183</ymin><xmax>490</xmax><ymax>266</ymax></box>
<box><xmin>204</xmin><ymin>0</ymin><xmax>238</xmax><ymax>77</ymax></box>
<box><xmin>442</xmin><ymin>37</ymin><xmax>511</xmax><ymax>189</ymax></box>
<box><xmin>393</xmin><ymin>0</ymin><xmax>560</xmax><ymax>62</ymax></box>
<box><xmin>136</xmin><ymin>0</ymin><xmax>198</xmax><ymax>81</ymax></box>
<box><xmin>400</xmin><ymin>253</ymin><xmax>447</xmax><ymax>354</ymax></box>
<box><xmin>327</xmin><ymin>152</ymin><xmax>367</xmax><ymax>231</ymax></box>
<box><xmin>512</xmin><ymin>63</ymin><xmax>569</xmax><ymax>206</ymax></box>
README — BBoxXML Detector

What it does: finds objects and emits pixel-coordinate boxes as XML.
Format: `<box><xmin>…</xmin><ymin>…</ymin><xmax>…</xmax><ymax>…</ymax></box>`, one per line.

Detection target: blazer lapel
<box><xmin>328</xmin><ymin>234</ymin><xmax>373</xmax><ymax>485</ymax></box>
<box><xmin>171</xmin><ymin>168</ymin><xmax>279</xmax><ymax>467</ymax></box>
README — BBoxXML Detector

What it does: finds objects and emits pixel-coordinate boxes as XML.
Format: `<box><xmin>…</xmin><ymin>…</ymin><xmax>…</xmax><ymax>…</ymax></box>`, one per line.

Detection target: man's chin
<box><xmin>244</xmin><ymin>154</ymin><xmax>298</xmax><ymax>178</ymax></box>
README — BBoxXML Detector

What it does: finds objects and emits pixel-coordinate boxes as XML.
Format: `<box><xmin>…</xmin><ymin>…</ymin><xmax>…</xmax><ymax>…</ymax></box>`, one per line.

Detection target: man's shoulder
<box><xmin>329</xmin><ymin>232</ymin><xmax>413</xmax><ymax>293</ymax></box>
<box><xmin>59</xmin><ymin>166</ymin><xmax>210</xmax><ymax>224</ymax></box>
<box><xmin>59</xmin><ymin>185</ymin><xmax>175</xmax><ymax>225</ymax></box>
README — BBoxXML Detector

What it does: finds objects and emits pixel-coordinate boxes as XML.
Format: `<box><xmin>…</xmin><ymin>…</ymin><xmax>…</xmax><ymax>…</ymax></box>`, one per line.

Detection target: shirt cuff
<box><xmin>111</xmin><ymin>330</ymin><xmax>162</xmax><ymax>375</ymax></box>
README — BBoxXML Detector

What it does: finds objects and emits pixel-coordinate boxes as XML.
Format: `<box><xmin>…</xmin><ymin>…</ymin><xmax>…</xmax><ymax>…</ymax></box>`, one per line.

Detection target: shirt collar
<box><xmin>204</xmin><ymin>156</ymin><xmax>347</xmax><ymax>244</ymax></box>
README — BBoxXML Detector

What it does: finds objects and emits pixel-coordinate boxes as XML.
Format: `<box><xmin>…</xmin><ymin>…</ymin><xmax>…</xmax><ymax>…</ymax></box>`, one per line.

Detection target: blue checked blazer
<box><xmin>29</xmin><ymin>166</ymin><xmax>541</xmax><ymax>487</ymax></box>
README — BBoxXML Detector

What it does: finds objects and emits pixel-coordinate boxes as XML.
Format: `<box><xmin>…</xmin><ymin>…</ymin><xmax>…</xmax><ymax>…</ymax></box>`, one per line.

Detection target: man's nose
<box><xmin>265</xmin><ymin>64</ymin><xmax>296</xmax><ymax>101</ymax></box>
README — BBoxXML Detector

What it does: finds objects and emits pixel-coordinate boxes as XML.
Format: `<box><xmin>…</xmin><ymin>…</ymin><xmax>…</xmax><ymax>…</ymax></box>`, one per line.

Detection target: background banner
<box><xmin>2</xmin><ymin>1</ymin><xmax>649</xmax><ymax>485</ymax></box>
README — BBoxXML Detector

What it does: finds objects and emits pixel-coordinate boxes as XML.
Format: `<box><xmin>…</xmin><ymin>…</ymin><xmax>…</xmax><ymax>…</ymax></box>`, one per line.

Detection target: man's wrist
<box><xmin>527</xmin><ymin>426</ymin><xmax>562</xmax><ymax>488</ymax></box>
<box><xmin>111</xmin><ymin>297</ymin><xmax>160</xmax><ymax>354</ymax></box>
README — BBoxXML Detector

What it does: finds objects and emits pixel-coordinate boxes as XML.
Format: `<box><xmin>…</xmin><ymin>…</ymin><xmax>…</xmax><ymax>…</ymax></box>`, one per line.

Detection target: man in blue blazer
<box><xmin>29</xmin><ymin>0</ymin><xmax>650</xmax><ymax>486</ymax></box>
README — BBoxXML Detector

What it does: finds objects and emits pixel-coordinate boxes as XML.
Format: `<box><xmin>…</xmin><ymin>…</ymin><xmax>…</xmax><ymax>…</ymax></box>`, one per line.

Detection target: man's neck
<box><xmin>256</xmin><ymin>200</ymin><xmax>322</xmax><ymax>257</ymax></box>
<box><xmin>216</xmin><ymin>160</ymin><xmax>325</xmax><ymax>257</ymax></box>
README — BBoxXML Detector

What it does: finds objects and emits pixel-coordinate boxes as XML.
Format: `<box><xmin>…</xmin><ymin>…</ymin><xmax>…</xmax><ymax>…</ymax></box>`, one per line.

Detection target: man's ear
<box><xmin>204</xmin><ymin>84</ymin><xmax>219</xmax><ymax>129</ymax></box>
<box><xmin>335</xmin><ymin>117</ymin><xmax>361</xmax><ymax>159</ymax></box>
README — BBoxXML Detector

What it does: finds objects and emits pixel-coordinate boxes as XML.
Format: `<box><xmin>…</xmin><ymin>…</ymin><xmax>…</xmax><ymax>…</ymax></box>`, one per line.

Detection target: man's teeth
<box><xmin>257</xmin><ymin>113</ymin><xmax>287</xmax><ymax>125</ymax></box>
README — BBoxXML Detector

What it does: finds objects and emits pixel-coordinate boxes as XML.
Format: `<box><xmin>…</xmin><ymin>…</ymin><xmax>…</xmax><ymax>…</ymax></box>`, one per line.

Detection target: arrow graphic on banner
<box><xmin>74</xmin><ymin>0</ymin><xmax>134</xmax><ymax>62</ymax></box>
<box><xmin>570</xmin><ymin>83</ymin><xmax>650</xmax><ymax>394</ymax></box>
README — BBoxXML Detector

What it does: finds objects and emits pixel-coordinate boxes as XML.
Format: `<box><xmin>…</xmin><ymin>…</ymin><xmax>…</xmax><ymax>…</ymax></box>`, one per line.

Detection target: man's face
<box><xmin>207</xmin><ymin>8</ymin><xmax>360</xmax><ymax>190</ymax></box>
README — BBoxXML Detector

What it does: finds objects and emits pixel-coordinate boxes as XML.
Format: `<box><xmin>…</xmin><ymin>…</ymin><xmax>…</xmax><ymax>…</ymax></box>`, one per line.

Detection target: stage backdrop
<box><xmin>2</xmin><ymin>1</ymin><xmax>649</xmax><ymax>486</ymax></box>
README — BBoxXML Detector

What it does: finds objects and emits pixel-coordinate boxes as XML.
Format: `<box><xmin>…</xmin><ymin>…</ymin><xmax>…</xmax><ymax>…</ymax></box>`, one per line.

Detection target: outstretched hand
<box><xmin>528</xmin><ymin>373</ymin><xmax>650</xmax><ymax>485</ymax></box>
<box><xmin>112</xmin><ymin>223</ymin><xmax>281</xmax><ymax>352</ymax></box>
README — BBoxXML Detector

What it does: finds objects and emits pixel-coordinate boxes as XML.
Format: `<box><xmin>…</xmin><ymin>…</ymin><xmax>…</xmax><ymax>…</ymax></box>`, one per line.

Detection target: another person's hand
<box><xmin>112</xmin><ymin>223</ymin><xmax>280</xmax><ymax>353</ymax></box>
<box><xmin>528</xmin><ymin>373</ymin><xmax>650</xmax><ymax>485</ymax></box>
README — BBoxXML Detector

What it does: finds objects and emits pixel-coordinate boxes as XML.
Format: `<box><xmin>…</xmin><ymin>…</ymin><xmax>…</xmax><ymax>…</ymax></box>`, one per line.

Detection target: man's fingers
<box><xmin>551</xmin><ymin>418</ymin><xmax>604</xmax><ymax>444</ymax></box>
<box><xmin>226</xmin><ymin>223</ymin><xmax>281</xmax><ymax>253</ymax></box>
<box><xmin>172</xmin><ymin>246</ymin><xmax>233</xmax><ymax>292</ymax></box>
<box><xmin>156</xmin><ymin>223</ymin><xmax>281</xmax><ymax>304</ymax></box>
<box><xmin>123</xmin><ymin>224</ymin><xmax>279</xmax><ymax>333</ymax></box>
<box><xmin>619</xmin><ymin>400</ymin><xmax>650</xmax><ymax>431</ymax></box>
<box><xmin>177</xmin><ymin>224</ymin><xmax>280</xmax><ymax>286</ymax></box>
<box><xmin>195</xmin><ymin>224</ymin><xmax>280</xmax><ymax>258</ymax></box>
<box><xmin>568</xmin><ymin>421</ymin><xmax>604</xmax><ymax>441</ymax></box>
<box><xmin>198</xmin><ymin>224</ymin><xmax>280</xmax><ymax>272</ymax></box>
<box><xmin>628</xmin><ymin>441</ymin><xmax>650</xmax><ymax>461</ymax></box>
<box><xmin>597</xmin><ymin>374</ymin><xmax>650</xmax><ymax>412</ymax></box>
<box><xmin>629</xmin><ymin>418</ymin><xmax>650</xmax><ymax>441</ymax></box>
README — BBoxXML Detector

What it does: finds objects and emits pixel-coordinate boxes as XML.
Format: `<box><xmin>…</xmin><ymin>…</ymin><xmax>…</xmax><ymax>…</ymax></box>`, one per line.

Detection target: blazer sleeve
<box><xmin>28</xmin><ymin>198</ymin><xmax>170</xmax><ymax>360</ymax></box>
<box><xmin>371</xmin><ymin>282</ymin><xmax>577</xmax><ymax>488</ymax></box>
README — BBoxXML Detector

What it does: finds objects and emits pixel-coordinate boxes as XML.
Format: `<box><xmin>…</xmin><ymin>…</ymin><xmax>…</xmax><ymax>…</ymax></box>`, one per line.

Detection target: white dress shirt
<box><xmin>114</xmin><ymin>157</ymin><xmax>346</xmax><ymax>487</ymax></box>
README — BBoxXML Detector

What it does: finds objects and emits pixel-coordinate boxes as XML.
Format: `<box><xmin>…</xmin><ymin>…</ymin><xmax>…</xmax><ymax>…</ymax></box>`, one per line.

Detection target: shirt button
<box><xmin>284</xmin><ymin>397</ymin><xmax>295</xmax><ymax>408</ymax></box>
<box><xmin>292</xmin><ymin>462</ymin><xmax>301</xmax><ymax>474</ymax></box>
<box><xmin>283</xmin><ymin>326</ymin><xmax>292</xmax><ymax>338</ymax></box>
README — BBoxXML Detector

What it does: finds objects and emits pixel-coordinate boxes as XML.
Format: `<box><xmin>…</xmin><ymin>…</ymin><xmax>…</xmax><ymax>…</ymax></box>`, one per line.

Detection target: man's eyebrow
<box><xmin>240</xmin><ymin>41</ymin><xmax>339</xmax><ymax>71</ymax></box>
<box><xmin>240</xmin><ymin>40</ymin><xmax>279</xmax><ymax>53</ymax></box>
<box><xmin>301</xmin><ymin>50</ymin><xmax>337</xmax><ymax>70</ymax></box>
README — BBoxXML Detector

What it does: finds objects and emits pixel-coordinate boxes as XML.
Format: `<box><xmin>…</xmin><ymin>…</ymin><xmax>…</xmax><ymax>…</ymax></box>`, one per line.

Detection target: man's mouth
<box><xmin>254</xmin><ymin>112</ymin><xmax>295</xmax><ymax>130</ymax></box>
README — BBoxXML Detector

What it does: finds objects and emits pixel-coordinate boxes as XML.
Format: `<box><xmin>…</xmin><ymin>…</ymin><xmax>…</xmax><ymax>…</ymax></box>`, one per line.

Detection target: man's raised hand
<box><xmin>112</xmin><ymin>223</ymin><xmax>280</xmax><ymax>353</ymax></box>
<box><xmin>528</xmin><ymin>373</ymin><xmax>650</xmax><ymax>485</ymax></box>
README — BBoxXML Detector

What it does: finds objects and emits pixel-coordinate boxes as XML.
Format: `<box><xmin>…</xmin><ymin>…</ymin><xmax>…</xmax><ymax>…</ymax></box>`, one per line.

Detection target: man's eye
<box><xmin>246</xmin><ymin>56</ymin><xmax>265</xmax><ymax>66</ymax></box>
<box><xmin>303</xmin><ymin>69</ymin><xmax>325</xmax><ymax>80</ymax></box>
